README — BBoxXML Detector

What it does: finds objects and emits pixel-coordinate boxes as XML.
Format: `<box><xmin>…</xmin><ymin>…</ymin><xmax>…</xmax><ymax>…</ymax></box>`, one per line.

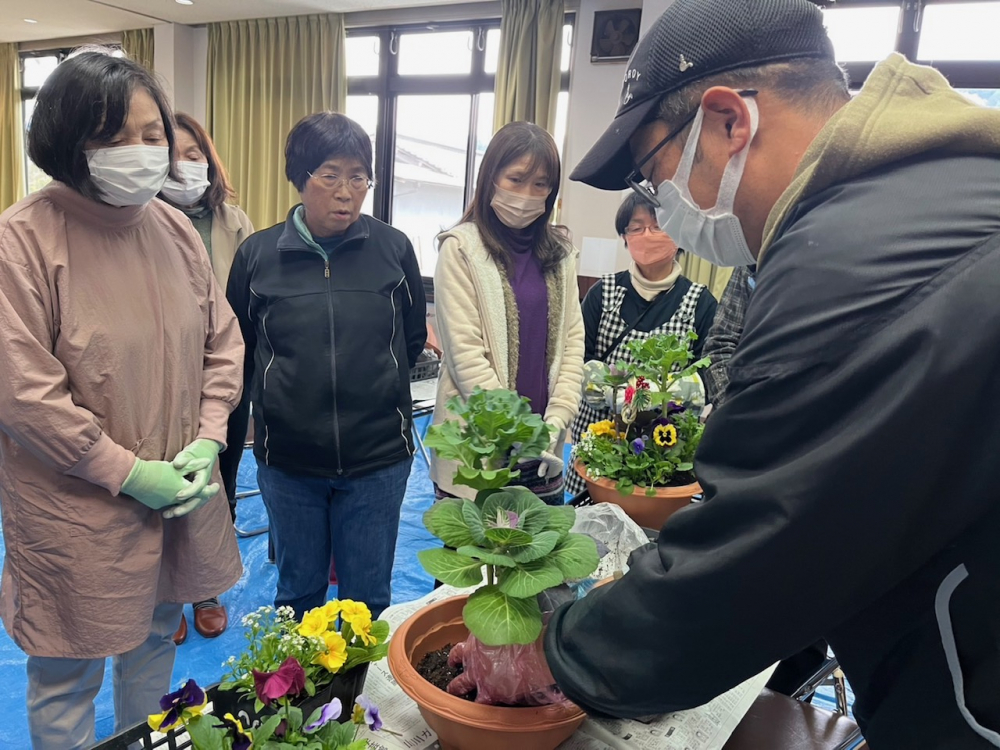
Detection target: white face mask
<box><xmin>652</xmin><ymin>98</ymin><xmax>759</xmax><ymax>268</ymax></box>
<box><xmin>491</xmin><ymin>184</ymin><xmax>548</xmax><ymax>229</ymax></box>
<box><xmin>160</xmin><ymin>161</ymin><xmax>210</xmax><ymax>206</ymax></box>
<box><xmin>85</xmin><ymin>145</ymin><xmax>170</xmax><ymax>207</ymax></box>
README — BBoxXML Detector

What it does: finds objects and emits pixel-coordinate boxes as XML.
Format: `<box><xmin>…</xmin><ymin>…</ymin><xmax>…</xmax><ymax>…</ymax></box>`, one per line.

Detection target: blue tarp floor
<box><xmin>0</xmin><ymin>415</ymin><xmax>851</xmax><ymax>747</ymax></box>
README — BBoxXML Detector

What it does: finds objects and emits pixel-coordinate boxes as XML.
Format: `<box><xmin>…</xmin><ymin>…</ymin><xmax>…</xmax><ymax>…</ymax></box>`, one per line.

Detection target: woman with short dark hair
<box><xmin>158</xmin><ymin>112</ymin><xmax>254</xmax><ymax>643</ymax></box>
<box><xmin>226</xmin><ymin>111</ymin><xmax>426</xmax><ymax>619</ymax></box>
<box><xmin>564</xmin><ymin>192</ymin><xmax>717</xmax><ymax>496</ymax></box>
<box><xmin>0</xmin><ymin>49</ymin><xmax>243</xmax><ymax>749</ymax></box>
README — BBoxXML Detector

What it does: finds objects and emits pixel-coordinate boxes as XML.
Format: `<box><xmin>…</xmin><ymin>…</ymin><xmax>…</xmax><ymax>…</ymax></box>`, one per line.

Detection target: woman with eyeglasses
<box><xmin>226</xmin><ymin>112</ymin><xmax>427</xmax><ymax>618</ymax></box>
<box><xmin>564</xmin><ymin>192</ymin><xmax>717</xmax><ymax>497</ymax></box>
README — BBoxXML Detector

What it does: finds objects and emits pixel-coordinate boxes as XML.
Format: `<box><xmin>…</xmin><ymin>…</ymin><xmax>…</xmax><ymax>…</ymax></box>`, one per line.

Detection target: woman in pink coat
<box><xmin>0</xmin><ymin>49</ymin><xmax>243</xmax><ymax>749</ymax></box>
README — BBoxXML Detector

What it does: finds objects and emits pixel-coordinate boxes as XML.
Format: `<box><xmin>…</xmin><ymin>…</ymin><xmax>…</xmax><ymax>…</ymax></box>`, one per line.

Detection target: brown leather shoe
<box><xmin>193</xmin><ymin>599</ymin><xmax>228</xmax><ymax>638</ymax></box>
<box><xmin>172</xmin><ymin>613</ymin><xmax>188</xmax><ymax>646</ymax></box>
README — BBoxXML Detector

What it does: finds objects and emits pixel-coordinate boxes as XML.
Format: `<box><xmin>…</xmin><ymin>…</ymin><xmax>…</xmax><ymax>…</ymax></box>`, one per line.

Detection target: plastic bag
<box><xmin>571</xmin><ymin>502</ymin><xmax>652</xmax><ymax>580</ymax></box>
<box><xmin>446</xmin><ymin>636</ymin><xmax>565</xmax><ymax>706</ymax></box>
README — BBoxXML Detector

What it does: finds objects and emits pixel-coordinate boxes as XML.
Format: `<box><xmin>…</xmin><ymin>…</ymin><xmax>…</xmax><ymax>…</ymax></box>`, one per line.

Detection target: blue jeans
<box><xmin>257</xmin><ymin>458</ymin><xmax>412</xmax><ymax>619</ymax></box>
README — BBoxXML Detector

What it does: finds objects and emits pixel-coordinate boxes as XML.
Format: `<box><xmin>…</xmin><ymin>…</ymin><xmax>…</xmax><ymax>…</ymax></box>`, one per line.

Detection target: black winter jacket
<box><xmin>226</xmin><ymin>209</ymin><xmax>427</xmax><ymax>478</ymax></box>
<box><xmin>546</xmin><ymin>151</ymin><xmax>1000</xmax><ymax>748</ymax></box>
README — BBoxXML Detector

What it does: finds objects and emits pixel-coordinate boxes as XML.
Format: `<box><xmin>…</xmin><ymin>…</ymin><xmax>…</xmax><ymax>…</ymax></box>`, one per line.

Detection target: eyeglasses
<box><xmin>624</xmin><ymin>89</ymin><xmax>758</xmax><ymax>208</ymax></box>
<box><xmin>307</xmin><ymin>172</ymin><xmax>374</xmax><ymax>192</ymax></box>
<box><xmin>623</xmin><ymin>224</ymin><xmax>666</xmax><ymax>237</ymax></box>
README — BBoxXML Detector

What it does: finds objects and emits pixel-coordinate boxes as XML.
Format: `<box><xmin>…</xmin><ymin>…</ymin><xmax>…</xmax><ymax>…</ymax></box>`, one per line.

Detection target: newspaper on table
<box><xmin>358</xmin><ymin>504</ymin><xmax>775</xmax><ymax>750</ymax></box>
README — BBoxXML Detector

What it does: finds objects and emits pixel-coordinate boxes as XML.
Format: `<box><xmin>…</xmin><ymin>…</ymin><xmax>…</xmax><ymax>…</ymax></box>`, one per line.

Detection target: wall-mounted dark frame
<box><xmin>589</xmin><ymin>8</ymin><xmax>642</xmax><ymax>63</ymax></box>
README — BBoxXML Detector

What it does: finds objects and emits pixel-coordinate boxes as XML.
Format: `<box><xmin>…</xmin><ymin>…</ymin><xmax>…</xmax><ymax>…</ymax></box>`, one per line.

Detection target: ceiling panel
<box><xmin>2</xmin><ymin>0</ymin><xmax>487</xmax><ymax>44</ymax></box>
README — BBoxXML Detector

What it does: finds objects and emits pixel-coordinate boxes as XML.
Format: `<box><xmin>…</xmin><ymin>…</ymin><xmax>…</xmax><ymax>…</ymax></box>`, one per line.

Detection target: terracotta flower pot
<box><xmin>575</xmin><ymin>460</ymin><xmax>701</xmax><ymax>531</ymax></box>
<box><xmin>387</xmin><ymin>595</ymin><xmax>586</xmax><ymax>750</ymax></box>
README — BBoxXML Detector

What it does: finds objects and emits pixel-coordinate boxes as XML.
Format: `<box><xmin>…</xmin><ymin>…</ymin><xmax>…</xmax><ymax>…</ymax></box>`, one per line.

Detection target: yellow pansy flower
<box><xmin>298</xmin><ymin>608</ymin><xmax>329</xmax><ymax>638</ymax></box>
<box><xmin>315</xmin><ymin>630</ymin><xmax>348</xmax><ymax>672</ymax></box>
<box><xmin>653</xmin><ymin>423</ymin><xmax>678</xmax><ymax>448</ymax></box>
<box><xmin>352</xmin><ymin>616</ymin><xmax>376</xmax><ymax>646</ymax></box>
<box><xmin>338</xmin><ymin>600</ymin><xmax>372</xmax><ymax>628</ymax></box>
<box><xmin>321</xmin><ymin>600</ymin><xmax>342</xmax><ymax>623</ymax></box>
<box><xmin>587</xmin><ymin>420</ymin><xmax>616</xmax><ymax>438</ymax></box>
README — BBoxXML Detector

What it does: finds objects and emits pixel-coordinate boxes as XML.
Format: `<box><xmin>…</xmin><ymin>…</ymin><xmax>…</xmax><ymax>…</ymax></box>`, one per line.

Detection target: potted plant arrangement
<box><xmin>388</xmin><ymin>388</ymin><xmax>600</xmax><ymax>750</ymax></box>
<box><xmin>147</xmin><ymin>675</ymin><xmax>389</xmax><ymax>749</ymax></box>
<box><xmin>574</xmin><ymin>332</ymin><xmax>710</xmax><ymax>530</ymax></box>
<box><xmin>215</xmin><ymin>599</ymin><xmax>389</xmax><ymax>729</ymax></box>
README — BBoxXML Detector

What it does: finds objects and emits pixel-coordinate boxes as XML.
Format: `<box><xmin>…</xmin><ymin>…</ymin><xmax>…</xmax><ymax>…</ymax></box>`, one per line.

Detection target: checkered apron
<box><xmin>566</xmin><ymin>274</ymin><xmax>707</xmax><ymax>497</ymax></box>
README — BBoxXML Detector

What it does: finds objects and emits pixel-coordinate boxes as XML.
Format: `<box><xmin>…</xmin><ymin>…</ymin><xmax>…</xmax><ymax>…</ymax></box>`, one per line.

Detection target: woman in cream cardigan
<box><xmin>431</xmin><ymin>121</ymin><xmax>584</xmax><ymax>505</ymax></box>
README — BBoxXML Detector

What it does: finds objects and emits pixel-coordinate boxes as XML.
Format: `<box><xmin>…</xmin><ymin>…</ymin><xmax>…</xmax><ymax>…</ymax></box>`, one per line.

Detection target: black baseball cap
<box><xmin>570</xmin><ymin>0</ymin><xmax>836</xmax><ymax>190</ymax></box>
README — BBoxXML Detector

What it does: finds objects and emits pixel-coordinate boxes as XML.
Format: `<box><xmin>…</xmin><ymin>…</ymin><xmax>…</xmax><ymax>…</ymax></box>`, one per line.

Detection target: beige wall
<box><xmin>153</xmin><ymin>23</ymin><xmax>206</xmax><ymax>124</ymax></box>
<box><xmin>560</xmin><ymin>0</ymin><xmax>676</xmax><ymax>274</ymax></box>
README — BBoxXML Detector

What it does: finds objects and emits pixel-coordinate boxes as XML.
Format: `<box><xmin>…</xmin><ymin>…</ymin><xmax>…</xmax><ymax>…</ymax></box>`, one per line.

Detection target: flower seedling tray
<box><xmin>91</xmin><ymin>665</ymin><xmax>368</xmax><ymax>750</ymax></box>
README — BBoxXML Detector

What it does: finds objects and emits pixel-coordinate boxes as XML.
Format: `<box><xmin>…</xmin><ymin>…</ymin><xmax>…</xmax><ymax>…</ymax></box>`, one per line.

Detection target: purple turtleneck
<box><xmin>504</xmin><ymin>227</ymin><xmax>549</xmax><ymax>416</ymax></box>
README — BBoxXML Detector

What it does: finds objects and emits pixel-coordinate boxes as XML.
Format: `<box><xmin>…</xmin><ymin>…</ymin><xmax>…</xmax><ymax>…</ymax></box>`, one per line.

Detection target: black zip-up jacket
<box><xmin>226</xmin><ymin>208</ymin><xmax>426</xmax><ymax>478</ymax></box>
<box><xmin>546</xmin><ymin>152</ymin><xmax>1000</xmax><ymax>749</ymax></box>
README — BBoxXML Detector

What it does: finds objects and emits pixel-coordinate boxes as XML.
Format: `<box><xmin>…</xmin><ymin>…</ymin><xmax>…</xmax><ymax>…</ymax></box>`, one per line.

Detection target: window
<box><xmin>917</xmin><ymin>2</ymin><xmax>1000</xmax><ymax>61</ymax></box>
<box><xmin>347</xmin><ymin>18</ymin><xmax>574</xmax><ymax>276</ymax></box>
<box><xmin>815</xmin><ymin>1</ymin><xmax>1000</xmax><ymax>91</ymax></box>
<box><xmin>821</xmin><ymin>5</ymin><xmax>900</xmax><ymax>62</ymax></box>
<box><xmin>19</xmin><ymin>52</ymin><xmax>67</xmax><ymax>195</ymax></box>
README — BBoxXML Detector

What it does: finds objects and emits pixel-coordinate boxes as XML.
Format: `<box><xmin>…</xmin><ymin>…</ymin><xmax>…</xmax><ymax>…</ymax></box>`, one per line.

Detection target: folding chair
<box><xmin>233</xmin><ymin>441</ymin><xmax>268</xmax><ymax>539</ymax></box>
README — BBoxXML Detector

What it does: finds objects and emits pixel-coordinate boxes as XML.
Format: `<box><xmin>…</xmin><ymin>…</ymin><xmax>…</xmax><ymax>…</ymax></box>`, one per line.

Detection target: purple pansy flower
<box><xmin>667</xmin><ymin>401</ymin><xmax>687</xmax><ymax>414</ymax></box>
<box><xmin>632</xmin><ymin>438</ymin><xmax>645</xmax><ymax>455</ymax></box>
<box><xmin>304</xmin><ymin>698</ymin><xmax>343</xmax><ymax>732</ymax></box>
<box><xmin>354</xmin><ymin>694</ymin><xmax>383</xmax><ymax>732</ymax></box>
<box><xmin>150</xmin><ymin>679</ymin><xmax>206</xmax><ymax>730</ymax></box>
<box><xmin>221</xmin><ymin>713</ymin><xmax>253</xmax><ymax>750</ymax></box>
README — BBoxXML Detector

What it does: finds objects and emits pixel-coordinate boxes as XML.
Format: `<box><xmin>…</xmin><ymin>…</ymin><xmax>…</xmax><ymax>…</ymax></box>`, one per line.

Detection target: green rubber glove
<box><xmin>121</xmin><ymin>459</ymin><xmax>193</xmax><ymax>510</ymax></box>
<box><xmin>171</xmin><ymin>439</ymin><xmax>221</xmax><ymax>499</ymax></box>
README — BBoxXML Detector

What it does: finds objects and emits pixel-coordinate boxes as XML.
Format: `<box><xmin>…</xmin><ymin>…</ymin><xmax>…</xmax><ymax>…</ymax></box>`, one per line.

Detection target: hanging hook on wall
<box><xmin>476</xmin><ymin>27</ymin><xmax>486</xmax><ymax>52</ymax></box>
<box><xmin>389</xmin><ymin>30</ymin><xmax>399</xmax><ymax>56</ymax></box>
<box><xmin>912</xmin><ymin>0</ymin><xmax>924</xmax><ymax>33</ymax></box>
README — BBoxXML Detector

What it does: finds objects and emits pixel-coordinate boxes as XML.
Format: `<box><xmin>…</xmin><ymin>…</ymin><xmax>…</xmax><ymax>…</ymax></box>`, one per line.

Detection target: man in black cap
<box><xmin>538</xmin><ymin>0</ymin><xmax>1000</xmax><ymax>747</ymax></box>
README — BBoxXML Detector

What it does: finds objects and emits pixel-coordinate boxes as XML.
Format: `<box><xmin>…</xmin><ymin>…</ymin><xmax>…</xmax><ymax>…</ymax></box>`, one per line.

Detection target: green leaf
<box><xmin>304</xmin><ymin>677</ymin><xmax>316</xmax><ymax>697</ymax></box>
<box><xmin>463</xmin><ymin>585</ymin><xmax>543</xmax><ymax>645</ymax></box>
<box><xmin>286</xmin><ymin>706</ymin><xmax>304</xmax><ymax>733</ymax></box>
<box><xmin>345</xmin><ymin>741</ymin><xmax>368</xmax><ymax>750</ymax></box>
<box><xmin>417</xmin><ymin>548</ymin><xmax>484</xmax><ymax>586</ymax></box>
<box><xmin>254</xmin><ymin>714</ymin><xmax>284</xmax><ymax>746</ymax></box>
<box><xmin>461</xmin><ymin>501</ymin><xmax>487</xmax><ymax>544</ymax></box>
<box><xmin>498</xmin><ymin>559</ymin><xmax>564</xmax><ymax>598</ymax></box>
<box><xmin>508</xmin><ymin>530</ymin><xmax>561</xmax><ymax>564</ymax></box>
<box><xmin>454</xmin><ymin>465</ymin><xmax>516</xmax><ymax>492</ymax></box>
<box><xmin>185</xmin><ymin>715</ymin><xmax>226</xmax><ymax>750</ymax></box>
<box><xmin>676</xmin><ymin>462</ymin><xmax>694</xmax><ymax>472</ymax></box>
<box><xmin>423</xmin><ymin>500</ymin><xmax>477</xmax><ymax>548</ymax></box>
<box><xmin>254</xmin><ymin>697</ymin><xmax>265</xmax><ymax>713</ymax></box>
<box><xmin>544</xmin><ymin>505</ymin><xmax>576</xmax><ymax>536</ymax></box>
<box><xmin>456</xmin><ymin>545</ymin><xmax>517</xmax><ymax>567</ymax></box>
<box><xmin>328</xmin><ymin>721</ymin><xmax>356</xmax><ymax>746</ymax></box>
<box><xmin>518</xmin><ymin>504</ymin><xmax>550</xmax><ymax>536</ymax></box>
<box><xmin>551</xmin><ymin>534</ymin><xmax>601</xmax><ymax>579</ymax></box>
<box><xmin>617</xmin><ymin>478</ymin><xmax>635</xmax><ymax>496</ymax></box>
<box><xmin>369</xmin><ymin>619</ymin><xmax>390</xmax><ymax>643</ymax></box>
<box><xmin>484</xmin><ymin>527</ymin><xmax>533</xmax><ymax>546</ymax></box>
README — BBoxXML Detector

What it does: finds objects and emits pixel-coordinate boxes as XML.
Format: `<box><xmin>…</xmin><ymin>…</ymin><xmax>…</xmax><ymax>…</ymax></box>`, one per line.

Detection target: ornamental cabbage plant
<box><xmin>422</xmin><ymin>388</ymin><xmax>600</xmax><ymax>646</ymax></box>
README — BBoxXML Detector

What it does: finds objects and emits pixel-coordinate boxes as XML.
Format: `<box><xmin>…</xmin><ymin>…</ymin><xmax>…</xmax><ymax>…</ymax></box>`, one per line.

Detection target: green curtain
<box><xmin>0</xmin><ymin>43</ymin><xmax>24</xmax><ymax>213</ymax></box>
<box><xmin>493</xmin><ymin>0</ymin><xmax>564</xmax><ymax>134</ymax></box>
<box><xmin>679</xmin><ymin>254</ymin><xmax>733</xmax><ymax>301</ymax></box>
<box><xmin>206</xmin><ymin>14</ymin><xmax>347</xmax><ymax>230</ymax></box>
<box><xmin>122</xmin><ymin>28</ymin><xmax>155</xmax><ymax>71</ymax></box>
